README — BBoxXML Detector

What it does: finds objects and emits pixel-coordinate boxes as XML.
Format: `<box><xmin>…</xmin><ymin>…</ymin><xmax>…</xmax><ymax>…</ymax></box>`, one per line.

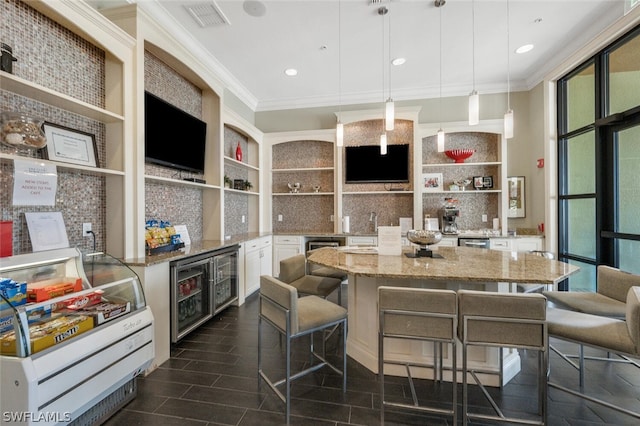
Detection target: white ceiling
<box><xmin>88</xmin><ymin>0</ymin><xmax>629</xmax><ymax>112</ymax></box>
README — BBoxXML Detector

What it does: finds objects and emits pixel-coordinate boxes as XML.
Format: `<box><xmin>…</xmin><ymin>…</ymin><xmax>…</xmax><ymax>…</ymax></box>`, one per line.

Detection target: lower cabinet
<box><xmin>490</xmin><ymin>238</ymin><xmax>514</xmax><ymax>251</ymax></box>
<box><xmin>347</xmin><ymin>236</ymin><xmax>377</xmax><ymax>246</ymax></box>
<box><xmin>273</xmin><ymin>235</ymin><xmax>303</xmax><ymax>277</ymax></box>
<box><xmin>515</xmin><ymin>237</ymin><xmax>543</xmax><ymax>252</ymax></box>
<box><xmin>244</xmin><ymin>236</ymin><xmax>272</xmax><ymax>297</ymax></box>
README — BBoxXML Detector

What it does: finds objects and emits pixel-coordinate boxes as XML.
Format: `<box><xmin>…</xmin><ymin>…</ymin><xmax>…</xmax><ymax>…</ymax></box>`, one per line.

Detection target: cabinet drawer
<box><xmin>490</xmin><ymin>238</ymin><xmax>514</xmax><ymax>251</ymax></box>
<box><xmin>259</xmin><ymin>236</ymin><xmax>272</xmax><ymax>248</ymax></box>
<box><xmin>348</xmin><ymin>236</ymin><xmax>377</xmax><ymax>246</ymax></box>
<box><xmin>274</xmin><ymin>235</ymin><xmax>301</xmax><ymax>245</ymax></box>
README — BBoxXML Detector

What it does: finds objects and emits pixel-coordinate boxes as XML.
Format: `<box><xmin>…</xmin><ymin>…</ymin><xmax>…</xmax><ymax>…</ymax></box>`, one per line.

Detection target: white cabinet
<box><xmin>244</xmin><ymin>236</ymin><xmax>272</xmax><ymax>297</ymax></box>
<box><xmin>490</xmin><ymin>238</ymin><xmax>515</xmax><ymax>251</ymax></box>
<box><xmin>433</xmin><ymin>236</ymin><xmax>458</xmax><ymax>247</ymax></box>
<box><xmin>347</xmin><ymin>236</ymin><xmax>377</xmax><ymax>246</ymax></box>
<box><xmin>515</xmin><ymin>237</ymin><xmax>543</xmax><ymax>252</ymax></box>
<box><xmin>273</xmin><ymin>235</ymin><xmax>303</xmax><ymax>277</ymax></box>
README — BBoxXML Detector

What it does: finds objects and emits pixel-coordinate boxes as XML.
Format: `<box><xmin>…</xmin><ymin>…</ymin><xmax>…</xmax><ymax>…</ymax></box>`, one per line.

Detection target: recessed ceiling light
<box><xmin>515</xmin><ymin>44</ymin><xmax>534</xmax><ymax>54</ymax></box>
<box><xmin>391</xmin><ymin>57</ymin><xmax>406</xmax><ymax>66</ymax></box>
<box><xmin>284</xmin><ymin>68</ymin><xmax>298</xmax><ymax>76</ymax></box>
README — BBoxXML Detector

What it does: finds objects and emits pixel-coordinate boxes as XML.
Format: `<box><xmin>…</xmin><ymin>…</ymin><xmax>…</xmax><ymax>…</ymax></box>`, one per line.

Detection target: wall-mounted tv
<box><xmin>345</xmin><ymin>144</ymin><xmax>410</xmax><ymax>183</ymax></box>
<box><xmin>144</xmin><ymin>91</ymin><xmax>207</xmax><ymax>174</ymax></box>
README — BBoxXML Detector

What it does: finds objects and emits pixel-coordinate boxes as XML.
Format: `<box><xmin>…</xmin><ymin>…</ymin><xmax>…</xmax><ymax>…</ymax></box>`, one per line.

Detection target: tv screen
<box><xmin>345</xmin><ymin>144</ymin><xmax>410</xmax><ymax>183</ymax></box>
<box><xmin>144</xmin><ymin>91</ymin><xmax>207</xmax><ymax>173</ymax></box>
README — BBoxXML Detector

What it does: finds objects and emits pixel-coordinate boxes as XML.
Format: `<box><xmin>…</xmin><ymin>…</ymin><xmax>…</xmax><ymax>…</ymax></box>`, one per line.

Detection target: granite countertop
<box><xmin>307</xmin><ymin>246</ymin><xmax>576</xmax><ymax>285</ymax></box>
<box><xmin>123</xmin><ymin>232</ymin><xmax>271</xmax><ymax>267</ymax></box>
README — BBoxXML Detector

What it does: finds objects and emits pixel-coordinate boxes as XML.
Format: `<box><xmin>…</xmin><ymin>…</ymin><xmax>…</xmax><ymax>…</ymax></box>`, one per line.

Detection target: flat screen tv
<box><xmin>144</xmin><ymin>91</ymin><xmax>207</xmax><ymax>174</ymax></box>
<box><xmin>345</xmin><ymin>144</ymin><xmax>410</xmax><ymax>183</ymax></box>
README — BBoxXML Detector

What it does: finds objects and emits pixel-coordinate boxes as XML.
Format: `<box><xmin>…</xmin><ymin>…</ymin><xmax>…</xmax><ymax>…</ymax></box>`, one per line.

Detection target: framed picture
<box><xmin>507</xmin><ymin>176</ymin><xmax>526</xmax><ymax>217</ymax></box>
<box><xmin>473</xmin><ymin>176</ymin><xmax>484</xmax><ymax>190</ymax></box>
<box><xmin>422</xmin><ymin>173</ymin><xmax>443</xmax><ymax>192</ymax></box>
<box><xmin>483</xmin><ymin>176</ymin><xmax>494</xmax><ymax>189</ymax></box>
<box><xmin>43</xmin><ymin>122</ymin><xmax>99</xmax><ymax>168</ymax></box>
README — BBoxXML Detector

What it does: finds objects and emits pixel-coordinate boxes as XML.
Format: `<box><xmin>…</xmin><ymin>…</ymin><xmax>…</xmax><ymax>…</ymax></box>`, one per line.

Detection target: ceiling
<box><xmin>87</xmin><ymin>0</ymin><xmax>630</xmax><ymax>112</ymax></box>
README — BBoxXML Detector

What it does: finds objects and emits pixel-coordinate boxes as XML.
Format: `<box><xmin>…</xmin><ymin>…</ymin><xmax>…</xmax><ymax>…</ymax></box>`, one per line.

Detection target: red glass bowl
<box><xmin>444</xmin><ymin>149</ymin><xmax>475</xmax><ymax>163</ymax></box>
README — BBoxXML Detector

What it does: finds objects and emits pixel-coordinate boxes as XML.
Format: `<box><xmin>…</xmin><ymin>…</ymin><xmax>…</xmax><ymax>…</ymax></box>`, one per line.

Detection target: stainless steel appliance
<box><xmin>306</xmin><ymin>238</ymin><xmax>345</xmax><ymax>273</ymax></box>
<box><xmin>458</xmin><ymin>238</ymin><xmax>490</xmax><ymax>248</ymax></box>
<box><xmin>441</xmin><ymin>207</ymin><xmax>460</xmax><ymax>235</ymax></box>
<box><xmin>170</xmin><ymin>245</ymin><xmax>239</xmax><ymax>342</ymax></box>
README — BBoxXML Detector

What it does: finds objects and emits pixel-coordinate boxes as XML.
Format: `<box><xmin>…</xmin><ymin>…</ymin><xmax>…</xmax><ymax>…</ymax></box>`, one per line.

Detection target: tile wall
<box><xmin>1</xmin><ymin>0</ymin><xmax>106</xmax><ymax>255</ymax></box>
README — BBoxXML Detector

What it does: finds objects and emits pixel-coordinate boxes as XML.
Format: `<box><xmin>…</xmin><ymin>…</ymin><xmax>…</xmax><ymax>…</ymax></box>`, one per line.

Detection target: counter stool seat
<box><xmin>310</xmin><ymin>266</ymin><xmax>348</xmax><ymax>282</ymax></box>
<box><xmin>279</xmin><ymin>254</ymin><xmax>343</xmax><ymax>305</ymax></box>
<box><xmin>546</xmin><ymin>286</ymin><xmax>640</xmax><ymax>420</ymax></box>
<box><xmin>258</xmin><ymin>275</ymin><xmax>347</xmax><ymax>425</ymax></box>
<box><xmin>543</xmin><ymin>265</ymin><xmax>639</xmax><ymax>319</ymax></box>
<box><xmin>458</xmin><ymin>289</ymin><xmax>548</xmax><ymax>425</ymax></box>
<box><xmin>378</xmin><ymin>286</ymin><xmax>458</xmax><ymax>425</ymax></box>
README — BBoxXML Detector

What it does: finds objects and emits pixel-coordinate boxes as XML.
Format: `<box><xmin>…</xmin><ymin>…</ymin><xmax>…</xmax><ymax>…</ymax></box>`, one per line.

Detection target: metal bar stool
<box><xmin>258</xmin><ymin>275</ymin><xmax>347</xmax><ymax>425</ymax></box>
<box><xmin>458</xmin><ymin>289</ymin><xmax>548</xmax><ymax>425</ymax></box>
<box><xmin>546</xmin><ymin>286</ymin><xmax>640</xmax><ymax>420</ymax></box>
<box><xmin>378</xmin><ymin>286</ymin><xmax>458</xmax><ymax>425</ymax></box>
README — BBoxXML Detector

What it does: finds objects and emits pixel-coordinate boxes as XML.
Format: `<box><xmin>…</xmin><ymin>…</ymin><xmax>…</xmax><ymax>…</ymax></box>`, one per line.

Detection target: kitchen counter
<box><xmin>122</xmin><ymin>232</ymin><xmax>271</xmax><ymax>266</ymax></box>
<box><xmin>307</xmin><ymin>246</ymin><xmax>577</xmax><ymax>386</ymax></box>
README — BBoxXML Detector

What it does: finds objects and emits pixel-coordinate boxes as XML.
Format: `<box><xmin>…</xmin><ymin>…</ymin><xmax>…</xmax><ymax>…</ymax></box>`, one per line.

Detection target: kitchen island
<box><xmin>307</xmin><ymin>245</ymin><xmax>578</xmax><ymax>386</ymax></box>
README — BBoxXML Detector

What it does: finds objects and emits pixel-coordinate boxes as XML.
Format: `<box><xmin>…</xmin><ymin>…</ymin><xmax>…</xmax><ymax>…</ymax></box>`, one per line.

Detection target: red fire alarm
<box><xmin>537</xmin><ymin>158</ymin><xmax>544</xmax><ymax>168</ymax></box>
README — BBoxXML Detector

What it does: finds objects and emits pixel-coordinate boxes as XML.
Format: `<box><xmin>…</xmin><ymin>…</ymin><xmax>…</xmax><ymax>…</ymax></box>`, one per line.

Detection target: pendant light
<box><xmin>504</xmin><ymin>0</ymin><xmax>514</xmax><ymax>139</ymax></box>
<box><xmin>436</xmin><ymin>0</ymin><xmax>445</xmax><ymax>152</ymax></box>
<box><xmin>379</xmin><ymin>6</ymin><xmax>388</xmax><ymax>155</ymax></box>
<box><xmin>468</xmin><ymin>0</ymin><xmax>479</xmax><ymax>125</ymax></box>
<box><xmin>336</xmin><ymin>0</ymin><xmax>344</xmax><ymax>146</ymax></box>
<box><xmin>385</xmin><ymin>5</ymin><xmax>394</xmax><ymax>131</ymax></box>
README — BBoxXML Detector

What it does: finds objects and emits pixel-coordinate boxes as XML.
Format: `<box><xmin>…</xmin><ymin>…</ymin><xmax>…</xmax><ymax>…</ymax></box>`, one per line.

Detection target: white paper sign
<box><xmin>12</xmin><ymin>159</ymin><xmax>58</xmax><ymax>206</ymax></box>
<box><xmin>24</xmin><ymin>211</ymin><xmax>69</xmax><ymax>251</ymax></box>
<box><xmin>377</xmin><ymin>226</ymin><xmax>402</xmax><ymax>256</ymax></box>
<box><xmin>173</xmin><ymin>224</ymin><xmax>191</xmax><ymax>245</ymax></box>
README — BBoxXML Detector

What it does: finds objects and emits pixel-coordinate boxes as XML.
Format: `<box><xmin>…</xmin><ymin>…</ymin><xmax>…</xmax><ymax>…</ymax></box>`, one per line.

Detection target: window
<box><xmin>557</xmin><ymin>25</ymin><xmax>640</xmax><ymax>291</ymax></box>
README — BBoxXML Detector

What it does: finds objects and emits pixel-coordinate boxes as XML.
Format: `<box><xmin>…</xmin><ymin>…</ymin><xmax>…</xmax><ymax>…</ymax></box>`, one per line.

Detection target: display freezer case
<box><xmin>0</xmin><ymin>248</ymin><xmax>154</xmax><ymax>426</ymax></box>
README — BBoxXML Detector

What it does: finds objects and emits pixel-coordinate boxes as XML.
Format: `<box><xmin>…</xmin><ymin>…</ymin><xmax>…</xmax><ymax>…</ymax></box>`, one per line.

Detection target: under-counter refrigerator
<box><xmin>170</xmin><ymin>245</ymin><xmax>239</xmax><ymax>343</ymax></box>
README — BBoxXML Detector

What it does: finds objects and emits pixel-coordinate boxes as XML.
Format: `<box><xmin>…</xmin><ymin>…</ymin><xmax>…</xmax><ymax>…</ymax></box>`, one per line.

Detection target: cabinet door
<box><xmin>273</xmin><ymin>245</ymin><xmax>301</xmax><ymax>277</ymax></box>
<box><xmin>260</xmin><ymin>246</ymin><xmax>273</xmax><ymax>278</ymax></box>
<box><xmin>244</xmin><ymin>248</ymin><xmax>261</xmax><ymax>296</ymax></box>
<box><xmin>516</xmin><ymin>238</ymin><xmax>543</xmax><ymax>252</ymax></box>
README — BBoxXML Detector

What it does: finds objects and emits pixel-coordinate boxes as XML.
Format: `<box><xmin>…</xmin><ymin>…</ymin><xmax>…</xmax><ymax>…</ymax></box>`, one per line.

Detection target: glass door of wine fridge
<box><xmin>170</xmin><ymin>256</ymin><xmax>212</xmax><ymax>342</ymax></box>
<box><xmin>213</xmin><ymin>248</ymin><xmax>238</xmax><ymax>315</ymax></box>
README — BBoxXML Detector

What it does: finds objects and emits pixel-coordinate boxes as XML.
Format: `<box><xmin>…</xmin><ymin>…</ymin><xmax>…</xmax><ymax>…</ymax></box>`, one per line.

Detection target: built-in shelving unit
<box><xmin>144</xmin><ymin>174</ymin><xmax>220</xmax><ymax>189</ymax></box>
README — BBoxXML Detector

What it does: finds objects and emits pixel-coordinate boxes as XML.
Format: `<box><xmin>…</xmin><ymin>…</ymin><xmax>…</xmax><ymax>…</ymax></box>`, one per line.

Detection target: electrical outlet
<box><xmin>330</xmin><ymin>215</ymin><xmax>334</xmax><ymax>222</ymax></box>
<box><xmin>278</xmin><ymin>214</ymin><xmax>283</xmax><ymax>222</ymax></box>
<box><xmin>482</xmin><ymin>214</ymin><xmax>488</xmax><ymax>222</ymax></box>
<box><xmin>241</xmin><ymin>215</ymin><xmax>245</xmax><ymax>223</ymax></box>
<box><xmin>82</xmin><ymin>222</ymin><xmax>92</xmax><ymax>236</ymax></box>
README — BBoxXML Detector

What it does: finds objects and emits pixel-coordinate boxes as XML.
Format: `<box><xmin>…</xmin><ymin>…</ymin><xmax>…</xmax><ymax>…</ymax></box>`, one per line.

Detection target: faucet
<box><xmin>369</xmin><ymin>212</ymin><xmax>378</xmax><ymax>233</ymax></box>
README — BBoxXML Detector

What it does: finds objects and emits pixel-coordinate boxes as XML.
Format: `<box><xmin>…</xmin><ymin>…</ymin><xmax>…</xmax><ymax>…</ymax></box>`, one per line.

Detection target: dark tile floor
<box><xmin>105</xmin><ymin>288</ymin><xmax>640</xmax><ymax>425</ymax></box>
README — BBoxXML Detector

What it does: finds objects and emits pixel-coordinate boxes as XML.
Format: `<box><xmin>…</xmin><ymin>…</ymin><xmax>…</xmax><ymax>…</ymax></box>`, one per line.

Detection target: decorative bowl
<box><xmin>1</xmin><ymin>111</ymin><xmax>47</xmax><ymax>149</ymax></box>
<box><xmin>444</xmin><ymin>149</ymin><xmax>475</xmax><ymax>163</ymax></box>
<box><xmin>407</xmin><ymin>229</ymin><xmax>443</xmax><ymax>246</ymax></box>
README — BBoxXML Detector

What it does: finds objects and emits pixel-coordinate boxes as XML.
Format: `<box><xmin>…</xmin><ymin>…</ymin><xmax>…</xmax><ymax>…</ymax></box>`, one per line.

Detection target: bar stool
<box><xmin>378</xmin><ymin>286</ymin><xmax>458</xmax><ymax>425</ymax></box>
<box><xmin>258</xmin><ymin>275</ymin><xmax>347</xmax><ymax>424</ymax></box>
<box><xmin>543</xmin><ymin>265</ymin><xmax>639</xmax><ymax>319</ymax></box>
<box><xmin>458</xmin><ymin>289</ymin><xmax>548</xmax><ymax>425</ymax></box>
<box><xmin>279</xmin><ymin>254</ymin><xmax>343</xmax><ymax>306</ymax></box>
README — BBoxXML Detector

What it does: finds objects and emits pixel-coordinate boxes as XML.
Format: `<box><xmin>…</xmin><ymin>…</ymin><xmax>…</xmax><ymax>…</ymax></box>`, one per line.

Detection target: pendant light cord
<box><xmin>338</xmin><ymin>0</ymin><xmax>342</xmax><ymax>122</ymax></box>
<box><xmin>472</xmin><ymin>0</ymin><xmax>476</xmax><ymax>91</ymax></box>
<box><xmin>506</xmin><ymin>0</ymin><xmax>511</xmax><ymax>110</ymax></box>
<box><xmin>439</xmin><ymin>4</ymin><xmax>443</xmax><ymax>127</ymax></box>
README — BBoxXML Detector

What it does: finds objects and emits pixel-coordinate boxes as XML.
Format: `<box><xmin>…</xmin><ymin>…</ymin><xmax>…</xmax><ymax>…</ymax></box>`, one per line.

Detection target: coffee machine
<box><xmin>441</xmin><ymin>199</ymin><xmax>460</xmax><ymax>235</ymax></box>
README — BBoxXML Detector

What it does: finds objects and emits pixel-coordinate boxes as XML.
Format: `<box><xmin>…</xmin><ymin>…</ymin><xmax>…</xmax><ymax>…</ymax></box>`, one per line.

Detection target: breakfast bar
<box><xmin>307</xmin><ymin>245</ymin><xmax>579</xmax><ymax>386</ymax></box>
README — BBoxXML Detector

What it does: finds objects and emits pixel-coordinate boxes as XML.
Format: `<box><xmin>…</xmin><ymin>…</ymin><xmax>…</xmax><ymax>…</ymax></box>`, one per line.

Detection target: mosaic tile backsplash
<box><xmin>1</xmin><ymin>0</ymin><xmax>107</xmax><ymax>255</ymax></box>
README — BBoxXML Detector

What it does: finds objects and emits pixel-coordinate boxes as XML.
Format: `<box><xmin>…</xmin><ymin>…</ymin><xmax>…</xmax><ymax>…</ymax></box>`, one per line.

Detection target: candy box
<box><xmin>0</xmin><ymin>314</ymin><xmax>93</xmax><ymax>355</ymax></box>
<box><xmin>27</xmin><ymin>277</ymin><xmax>83</xmax><ymax>302</ymax></box>
<box><xmin>52</xmin><ymin>289</ymin><xmax>104</xmax><ymax>312</ymax></box>
<box><xmin>76</xmin><ymin>300</ymin><xmax>130</xmax><ymax>325</ymax></box>
<box><xmin>0</xmin><ymin>279</ymin><xmax>27</xmax><ymax>311</ymax></box>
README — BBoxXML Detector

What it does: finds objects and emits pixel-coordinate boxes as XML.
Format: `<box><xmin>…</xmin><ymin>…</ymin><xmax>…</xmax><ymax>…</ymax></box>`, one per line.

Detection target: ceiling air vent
<box><xmin>184</xmin><ymin>1</ymin><xmax>230</xmax><ymax>27</ymax></box>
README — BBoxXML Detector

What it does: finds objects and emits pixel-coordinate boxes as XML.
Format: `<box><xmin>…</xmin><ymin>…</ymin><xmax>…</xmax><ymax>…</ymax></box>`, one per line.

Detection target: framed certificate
<box><xmin>43</xmin><ymin>122</ymin><xmax>99</xmax><ymax>168</ymax></box>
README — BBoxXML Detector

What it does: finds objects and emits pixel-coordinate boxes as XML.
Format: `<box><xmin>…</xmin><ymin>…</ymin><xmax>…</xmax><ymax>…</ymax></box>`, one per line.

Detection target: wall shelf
<box><xmin>1</xmin><ymin>153</ymin><xmax>125</xmax><ymax>176</ymax></box>
<box><xmin>422</xmin><ymin>161</ymin><xmax>501</xmax><ymax>168</ymax></box>
<box><xmin>0</xmin><ymin>71</ymin><xmax>124</xmax><ymax>123</ymax></box>
<box><xmin>225</xmin><ymin>188</ymin><xmax>259</xmax><ymax>196</ymax></box>
<box><xmin>224</xmin><ymin>155</ymin><xmax>259</xmax><ymax>171</ymax></box>
<box><xmin>145</xmin><ymin>174</ymin><xmax>220</xmax><ymax>190</ymax></box>
<box><xmin>272</xmin><ymin>167</ymin><xmax>334</xmax><ymax>173</ymax></box>
<box><xmin>273</xmin><ymin>192</ymin><xmax>335</xmax><ymax>196</ymax></box>
<box><xmin>343</xmin><ymin>191</ymin><xmax>414</xmax><ymax>195</ymax></box>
